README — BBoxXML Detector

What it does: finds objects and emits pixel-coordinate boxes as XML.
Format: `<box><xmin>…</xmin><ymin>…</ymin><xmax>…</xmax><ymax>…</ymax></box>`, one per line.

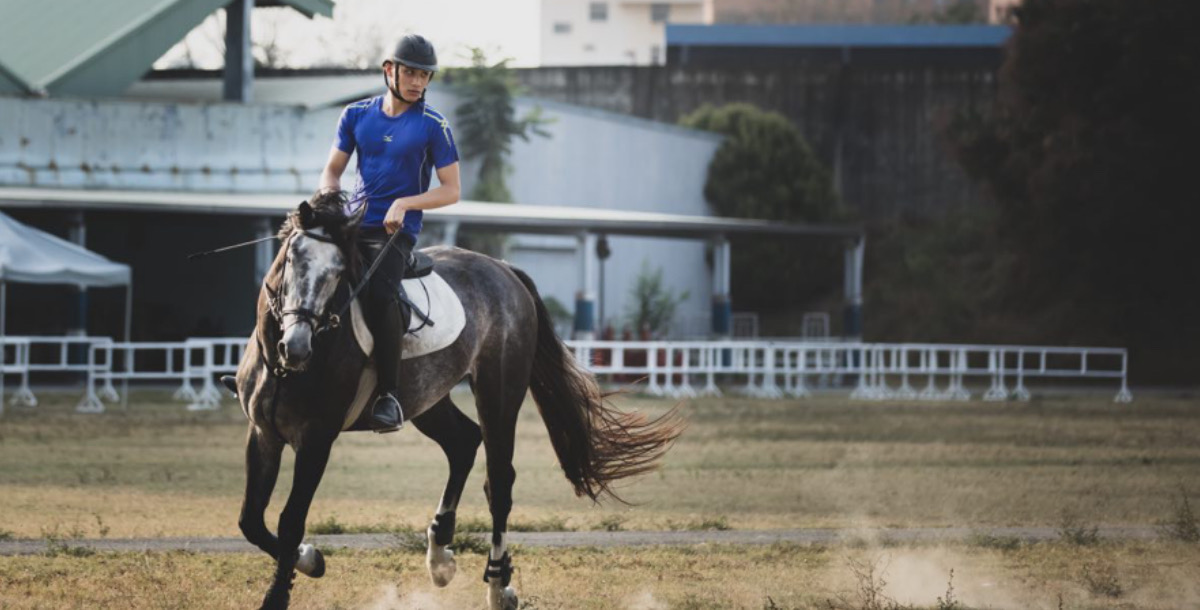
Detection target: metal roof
<box><xmin>0</xmin><ymin>187</ymin><xmax>862</xmax><ymax>241</ymax></box>
<box><xmin>667</xmin><ymin>24</ymin><xmax>1012</xmax><ymax>49</ymax></box>
<box><xmin>125</xmin><ymin>72</ymin><xmax>380</xmax><ymax>108</ymax></box>
<box><xmin>0</xmin><ymin>0</ymin><xmax>333</xmax><ymax>97</ymax></box>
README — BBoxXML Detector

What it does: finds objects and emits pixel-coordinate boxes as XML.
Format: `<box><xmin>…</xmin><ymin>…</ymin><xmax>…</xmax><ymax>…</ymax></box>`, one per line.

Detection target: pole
<box><xmin>1</xmin><ymin>281</ymin><xmax>6</xmax><ymax>415</ymax></box>
<box><xmin>122</xmin><ymin>283</ymin><xmax>132</xmax><ymax>411</ymax></box>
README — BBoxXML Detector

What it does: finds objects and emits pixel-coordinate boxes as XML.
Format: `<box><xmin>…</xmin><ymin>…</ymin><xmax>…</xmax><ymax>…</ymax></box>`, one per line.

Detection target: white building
<box><xmin>541</xmin><ymin>0</ymin><xmax>714</xmax><ymax>66</ymax></box>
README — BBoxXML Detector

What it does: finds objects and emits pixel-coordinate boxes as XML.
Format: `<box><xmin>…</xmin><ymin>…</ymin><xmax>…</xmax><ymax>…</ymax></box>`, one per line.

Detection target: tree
<box><xmin>945</xmin><ymin>0</ymin><xmax>1200</xmax><ymax>380</ymax></box>
<box><xmin>445</xmin><ymin>48</ymin><xmax>551</xmax><ymax>255</ymax></box>
<box><xmin>626</xmin><ymin>261</ymin><xmax>689</xmax><ymax>338</ymax></box>
<box><xmin>680</xmin><ymin>104</ymin><xmax>844</xmax><ymax>325</ymax></box>
<box><xmin>448</xmin><ymin>48</ymin><xmax>551</xmax><ymax>204</ymax></box>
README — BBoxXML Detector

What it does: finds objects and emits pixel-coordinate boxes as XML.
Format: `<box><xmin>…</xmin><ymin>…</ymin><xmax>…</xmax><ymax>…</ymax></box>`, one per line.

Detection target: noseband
<box><xmin>265</xmin><ymin>230</ymin><xmax>344</xmax><ymax>337</ymax></box>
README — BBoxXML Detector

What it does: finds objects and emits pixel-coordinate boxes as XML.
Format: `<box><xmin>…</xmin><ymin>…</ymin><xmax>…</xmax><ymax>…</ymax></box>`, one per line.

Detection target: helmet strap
<box><xmin>383</xmin><ymin>62</ymin><xmax>428</xmax><ymax>106</ymax></box>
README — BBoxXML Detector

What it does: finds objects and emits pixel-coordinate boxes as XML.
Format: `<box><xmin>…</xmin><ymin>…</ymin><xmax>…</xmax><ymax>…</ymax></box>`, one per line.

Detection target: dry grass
<box><xmin>0</xmin><ymin>390</ymin><xmax>1198</xmax><ymax>538</ymax></box>
<box><xmin>0</xmin><ymin>541</ymin><xmax>1199</xmax><ymax>609</ymax></box>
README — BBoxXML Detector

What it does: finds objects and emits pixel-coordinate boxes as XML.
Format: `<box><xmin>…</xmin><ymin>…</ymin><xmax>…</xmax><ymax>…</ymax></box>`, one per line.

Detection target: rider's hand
<box><xmin>384</xmin><ymin>198</ymin><xmax>409</xmax><ymax>234</ymax></box>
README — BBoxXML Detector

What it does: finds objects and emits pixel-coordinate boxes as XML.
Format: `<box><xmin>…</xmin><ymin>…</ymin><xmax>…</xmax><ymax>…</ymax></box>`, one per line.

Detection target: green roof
<box><xmin>0</xmin><ymin>0</ymin><xmax>333</xmax><ymax>97</ymax></box>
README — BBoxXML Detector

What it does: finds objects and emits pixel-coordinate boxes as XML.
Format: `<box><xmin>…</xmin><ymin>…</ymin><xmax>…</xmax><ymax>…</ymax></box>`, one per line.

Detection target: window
<box><xmin>650</xmin><ymin>3</ymin><xmax>670</xmax><ymax>22</ymax></box>
<box><xmin>553</xmin><ymin>21</ymin><xmax>572</xmax><ymax>34</ymax></box>
<box><xmin>589</xmin><ymin>2</ymin><xmax>608</xmax><ymax>21</ymax></box>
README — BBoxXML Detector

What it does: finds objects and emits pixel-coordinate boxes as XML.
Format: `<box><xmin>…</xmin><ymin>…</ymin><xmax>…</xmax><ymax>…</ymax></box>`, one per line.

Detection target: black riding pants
<box><xmin>356</xmin><ymin>228</ymin><xmax>414</xmax><ymax>394</ymax></box>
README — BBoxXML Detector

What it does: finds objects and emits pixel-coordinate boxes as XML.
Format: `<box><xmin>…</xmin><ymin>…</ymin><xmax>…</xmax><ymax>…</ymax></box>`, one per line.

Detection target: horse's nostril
<box><xmin>277</xmin><ymin>340</ymin><xmax>288</xmax><ymax>359</ymax></box>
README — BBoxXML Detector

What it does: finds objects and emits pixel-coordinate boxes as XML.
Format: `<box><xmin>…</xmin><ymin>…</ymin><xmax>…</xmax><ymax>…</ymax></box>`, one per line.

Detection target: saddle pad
<box><xmin>342</xmin><ymin>272</ymin><xmax>465</xmax><ymax>431</ymax></box>
<box><xmin>349</xmin><ymin>271</ymin><xmax>466</xmax><ymax>360</ymax></box>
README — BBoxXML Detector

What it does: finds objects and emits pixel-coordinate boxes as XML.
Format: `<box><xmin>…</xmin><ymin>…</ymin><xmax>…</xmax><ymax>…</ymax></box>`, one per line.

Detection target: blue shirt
<box><xmin>335</xmin><ymin>95</ymin><xmax>459</xmax><ymax>236</ymax></box>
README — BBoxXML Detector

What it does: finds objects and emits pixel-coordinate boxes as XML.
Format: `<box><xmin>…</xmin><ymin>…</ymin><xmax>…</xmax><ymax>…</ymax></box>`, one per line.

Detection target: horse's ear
<box><xmin>298</xmin><ymin>200</ymin><xmax>314</xmax><ymax>227</ymax></box>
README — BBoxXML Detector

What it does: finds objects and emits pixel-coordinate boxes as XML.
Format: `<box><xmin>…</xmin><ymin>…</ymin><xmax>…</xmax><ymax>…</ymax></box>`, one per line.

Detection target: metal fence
<box><xmin>1</xmin><ymin>336</ymin><xmax>1132</xmax><ymax>414</ymax></box>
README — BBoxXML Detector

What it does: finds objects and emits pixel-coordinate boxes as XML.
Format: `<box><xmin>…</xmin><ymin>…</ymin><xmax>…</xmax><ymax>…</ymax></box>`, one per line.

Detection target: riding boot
<box><xmin>370</xmin><ymin>298</ymin><xmax>405</xmax><ymax>433</ymax></box>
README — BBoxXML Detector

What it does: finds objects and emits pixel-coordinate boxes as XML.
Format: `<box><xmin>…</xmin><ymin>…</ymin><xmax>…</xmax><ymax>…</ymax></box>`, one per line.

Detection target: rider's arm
<box><xmin>318</xmin><ymin>147</ymin><xmax>351</xmax><ymax>193</ymax></box>
<box><xmin>384</xmin><ymin>162</ymin><xmax>460</xmax><ymax>231</ymax></box>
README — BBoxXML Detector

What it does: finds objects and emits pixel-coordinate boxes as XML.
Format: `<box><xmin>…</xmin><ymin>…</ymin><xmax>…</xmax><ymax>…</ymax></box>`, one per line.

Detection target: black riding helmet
<box><xmin>383</xmin><ymin>34</ymin><xmax>438</xmax><ymax>73</ymax></box>
<box><xmin>382</xmin><ymin>35</ymin><xmax>437</xmax><ymax>103</ymax></box>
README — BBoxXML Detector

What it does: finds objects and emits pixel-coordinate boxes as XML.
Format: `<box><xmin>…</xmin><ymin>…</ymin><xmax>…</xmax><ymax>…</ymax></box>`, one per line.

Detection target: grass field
<box><xmin>1</xmin><ymin>390</ymin><xmax>1198</xmax><ymax>538</ymax></box>
<box><xmin>1</xmin><ymin>390</ymin><xmax>1199</xmax><ymax>608</ymax></box>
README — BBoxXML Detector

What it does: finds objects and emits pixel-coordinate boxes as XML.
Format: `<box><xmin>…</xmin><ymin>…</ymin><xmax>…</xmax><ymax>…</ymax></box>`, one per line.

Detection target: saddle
<box><xmin>404</xmin><ymin>251</ymin><xmax>434</xmax><ymax>279</ymax></box>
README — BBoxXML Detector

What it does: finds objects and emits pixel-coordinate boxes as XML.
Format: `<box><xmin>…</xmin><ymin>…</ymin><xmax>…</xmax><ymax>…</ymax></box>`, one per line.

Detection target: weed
<box><xmin>1081</xmin><ymin>563</ymin><xmax>1123</xmax><ymax>598</ymax></box>
<box><xmin>935</xmin><ymin>569</ymin><xmax>961</xmax><ymax>610</ymax></box>
<box><xmin>456</xmin><ymin>516</ymin><xmax>492</xmax><ymax>533</ymax></box>
<box><xmin>450</xmin><ymin>533</ymin><xmax>491</xmax><ymax>555</ymax></box>
<box><xmin>821</xmin><ymin>555</ymin><xmax>910</xmax><ymax>610</ymax></box>
<box><xmin>390</xmin><ymin>531</ymin><xmax>428</xmax><ymax>553</ymax></box>
<box><xmin>966</xmin><ymin>531</ymin><xmax>1023</xmax><ymax>551</ymax></box>
<box><xmin>668</xmin><ymin>516</ymin><xmax>732</xmax><ymax>531</ymax></box>
<box><xmin>509</xmin><ymin>516</ymin><xmax>571</xmax><ymax>532</ymax></box>
<box><xmin>1157</xmin><ymin>485</ymin><xmax>1200</xmax><ymax>543</ymax></box>
<box><xmin>0</xmin><ymin>529</ymin><xmax>13</xmax><ymax>541</ymax></box>
<box><xmin>308</xmin><ymin>515</ymin><xmax>347</xmax><ymax>535</ymax></box>
<box><xmin>1057</xmin><ymin>511</ymin><xmax>1100</xmax><ymax>546</ymax></box>
<box><xmin>596</xmin><ymin>514</ymin><xmax>626</xmax><ymax>532</ymax></box>
<box><xmin>41</xmin><ymin>524</ymin><xmax>93</xmax><ymax>558</ymax></box>
<box><xmin>93</xmin><ymin>514</ymin><xmax>110</xmax><ymax>539</ymax></box>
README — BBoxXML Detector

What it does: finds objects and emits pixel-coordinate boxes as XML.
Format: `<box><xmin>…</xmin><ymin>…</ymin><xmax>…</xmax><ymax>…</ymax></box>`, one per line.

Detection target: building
<box><xmin>713</xmin><ymin>0</ymin><xmax>997</xmax><ymax>24</ymax></box>
<box><xmin>540</xmin><ymin>0</ymin><xmax>714</xmax><ymax>66</ymax></box>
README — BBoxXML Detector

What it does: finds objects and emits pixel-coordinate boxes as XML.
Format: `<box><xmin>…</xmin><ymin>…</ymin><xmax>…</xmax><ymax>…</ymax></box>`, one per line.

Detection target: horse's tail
<box><xmin>510</xmin><ymin>266</ymin><xmax>683</xmax><ymax>503</ymax></box>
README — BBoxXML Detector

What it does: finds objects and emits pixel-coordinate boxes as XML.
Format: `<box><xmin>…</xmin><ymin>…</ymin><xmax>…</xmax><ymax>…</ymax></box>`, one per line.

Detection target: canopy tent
<box><xmin>0</xmin><ymin>210</ymin><xmax>132</xmax><ymax>411</ymax></box>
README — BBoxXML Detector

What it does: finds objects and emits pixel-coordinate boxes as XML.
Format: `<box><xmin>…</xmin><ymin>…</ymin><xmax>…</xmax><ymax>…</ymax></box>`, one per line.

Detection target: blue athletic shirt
<box><xmin>334</xmin><ymin>95</ymin><xmax>459</xmax><ymax>237</ymax></box>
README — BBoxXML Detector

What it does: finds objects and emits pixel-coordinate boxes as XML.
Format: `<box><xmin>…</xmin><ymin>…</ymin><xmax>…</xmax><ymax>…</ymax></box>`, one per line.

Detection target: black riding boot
<box><xmin>370</xmin><ymin>298</ymin><xmax>405</xmax><ymax>433</ymax></box>
<box><xmin>359</xmin><ymin>229</ymin><xmax>413</xmax><ymax>434</ymax></box>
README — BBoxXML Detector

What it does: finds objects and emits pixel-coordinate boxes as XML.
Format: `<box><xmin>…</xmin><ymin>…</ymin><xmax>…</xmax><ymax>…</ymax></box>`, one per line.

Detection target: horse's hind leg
<box><xmin>240</xmin><ymin>425</ymin><xmax>283</xmax><ymax>560</ymax></box>
<box><xmin>412</xmin><ymin>394</ymin><xmax>482</xmax><ymax>587</ymax></box>
<box><xmin>473</xmin><ymin>365</ymin><xmax>528</xmax><ymax>610</ymax></box>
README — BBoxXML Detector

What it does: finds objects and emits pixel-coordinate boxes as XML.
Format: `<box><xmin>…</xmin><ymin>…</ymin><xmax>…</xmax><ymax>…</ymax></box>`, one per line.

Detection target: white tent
<box><xmin>0</xmin><ymin>210</ymin><xmax>132</xmax><ymax>411</ymax></box>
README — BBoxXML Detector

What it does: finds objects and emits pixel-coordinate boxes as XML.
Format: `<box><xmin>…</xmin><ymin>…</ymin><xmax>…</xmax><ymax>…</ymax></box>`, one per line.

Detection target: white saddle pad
<box><xmin>349</xmin><ymin>271</ymin><xmax>466</xmax><ymax>359</ymax></box>
<box><xmin>342</xmin><ymin>271</ymin><xmax>465</xmax><ymax>431</ymax></box>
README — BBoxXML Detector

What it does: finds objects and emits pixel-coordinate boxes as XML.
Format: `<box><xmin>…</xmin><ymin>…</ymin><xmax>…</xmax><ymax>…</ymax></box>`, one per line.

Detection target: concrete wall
<box><xmin>516</xmin><ymin>63</ymin><xmax>998</xmax><ymax>218</ymax></box>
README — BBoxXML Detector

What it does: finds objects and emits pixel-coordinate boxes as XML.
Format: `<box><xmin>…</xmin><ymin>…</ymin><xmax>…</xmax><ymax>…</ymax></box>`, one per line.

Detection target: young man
<box><xmin>319</xmin><ymin>34</ymin><xmax>461</xmax><ymax>432</ymax></box>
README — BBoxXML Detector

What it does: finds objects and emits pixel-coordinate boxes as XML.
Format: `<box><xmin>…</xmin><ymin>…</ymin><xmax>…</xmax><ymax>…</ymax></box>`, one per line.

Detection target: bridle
<box><xmin>265</xmin><ymin>230</ymin><xmax>345</xmax><ymax>343</ymax></box>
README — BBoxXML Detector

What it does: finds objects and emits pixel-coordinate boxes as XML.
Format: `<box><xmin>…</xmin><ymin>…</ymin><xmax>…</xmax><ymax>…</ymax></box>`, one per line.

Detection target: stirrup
<box><xmin>371</xmin><ymin>392</ymin><xmax>404</xmax><ymax>433</ymax></box>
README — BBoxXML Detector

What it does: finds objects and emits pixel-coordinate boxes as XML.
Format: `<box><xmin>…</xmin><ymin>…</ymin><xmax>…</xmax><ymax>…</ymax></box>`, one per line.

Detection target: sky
<box><xmin>154</xmin><ymin>0</ymin><xmax>542</xmax><ymax>70</ymax></box>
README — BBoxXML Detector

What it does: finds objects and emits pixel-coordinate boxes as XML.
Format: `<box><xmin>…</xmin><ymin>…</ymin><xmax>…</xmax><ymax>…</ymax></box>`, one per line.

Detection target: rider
<box><xmin>318</xmin><ymin>34</ymin><xmax>460</xmax><ymax>433</ymax></box>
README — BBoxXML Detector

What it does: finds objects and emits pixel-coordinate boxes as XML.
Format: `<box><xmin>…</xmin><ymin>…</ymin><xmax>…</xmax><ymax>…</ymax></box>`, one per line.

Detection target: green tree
<box><xmin>945</xmin><ymin>0</ymin><xmax>1200</xmax><ymax>380</ymax></box>
<box><xmin>448</xmin><ymin>48</ymin><xmax>551</xmax><ymax>203</ymax></box>
<box><xmin>626</xmin><ymin>261</ymin><xmax>690</xmax><ymax>338</ymax></box>
<box><xmin>680</xmin><ymin>104</ymin><xmax>844</xmax><ymax>325</ymax></box>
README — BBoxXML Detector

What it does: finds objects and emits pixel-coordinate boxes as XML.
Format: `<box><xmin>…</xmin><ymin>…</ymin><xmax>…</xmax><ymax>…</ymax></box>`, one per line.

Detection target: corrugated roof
<box><xmin>667</xmin><ymin>24</ymin><xmax>1012</xmax><ymax>48</ymax></box>
<box><xmin>0</xmin><ymin>0</ymin><xmax>333</xmax><ymax>96</ymax></box>
<box><xmin>0</xmin><ymin>186</ymin><xmax>863</xmax><ymax>240</ymax></box>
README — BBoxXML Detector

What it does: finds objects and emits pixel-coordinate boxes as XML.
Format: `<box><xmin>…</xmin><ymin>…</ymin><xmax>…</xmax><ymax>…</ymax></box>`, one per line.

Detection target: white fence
<box><xmin>1</xmin><ymin>336</ymin><xmax>1131</xmax><ymax>414</ymax></box>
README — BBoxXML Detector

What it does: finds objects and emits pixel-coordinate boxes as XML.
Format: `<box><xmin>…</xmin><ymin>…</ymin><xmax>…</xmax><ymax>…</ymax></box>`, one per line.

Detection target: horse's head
<box><xmin>270</xmin><ymin>191</ymin><xmax>361</xmax><ymax>371</ymax></box>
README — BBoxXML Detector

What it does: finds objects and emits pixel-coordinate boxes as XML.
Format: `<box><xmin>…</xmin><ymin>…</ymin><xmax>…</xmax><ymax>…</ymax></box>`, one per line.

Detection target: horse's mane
<box><xmin>278</xmin><ymin>190</ymin><xmax>363</xmax><ymax>277</ymax></box>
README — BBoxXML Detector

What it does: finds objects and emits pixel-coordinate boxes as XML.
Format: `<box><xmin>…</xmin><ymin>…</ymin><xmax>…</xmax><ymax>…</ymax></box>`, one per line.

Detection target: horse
<box><xmin>233</xmin><ymin>193</ymin><xmax>682</xmax><ymax>610</ymax></box>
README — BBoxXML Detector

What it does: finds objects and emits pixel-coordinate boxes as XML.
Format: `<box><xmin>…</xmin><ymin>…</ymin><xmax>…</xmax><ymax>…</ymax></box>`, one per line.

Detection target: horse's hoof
<box><xmin>426</xmin><ymin>545</ymin><xmax>456</xmax><ymax>587</ymax></box>
<box><xmin>486</xmin><ymin>585</ymin><xmax>518</xmax><ymax>610</ymax></box>
<box><xmin>296</xmin><ymin>543</ymin><xmax>325</xmax><ymax>579</ymax></box>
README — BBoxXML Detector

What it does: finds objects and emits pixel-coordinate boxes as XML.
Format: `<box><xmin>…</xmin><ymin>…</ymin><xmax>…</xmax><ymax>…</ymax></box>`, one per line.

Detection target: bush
<box><xmin>681</xmin><ymin>103</ymin><xmax>845</xmax><ymax>321</ymax></box>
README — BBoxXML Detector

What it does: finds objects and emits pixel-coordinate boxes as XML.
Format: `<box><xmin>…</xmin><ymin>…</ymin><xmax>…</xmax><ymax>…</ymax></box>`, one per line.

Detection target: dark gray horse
<box><xmin>234</xmin><ymin>194</ymin><xmax>681</xmax><ymax>610</ymax></box>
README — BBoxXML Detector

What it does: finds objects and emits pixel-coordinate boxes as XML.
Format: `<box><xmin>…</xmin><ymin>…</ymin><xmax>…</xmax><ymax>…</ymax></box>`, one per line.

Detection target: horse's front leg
<box><xmin>240</xmin><ymin>425</ymin><xmax>283</xmax><ymax>560</ymax></box>
<box><xmin>259</xmin><ymin>434</ymin><xmax>335</xmax><ymax>610</ymax></box>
